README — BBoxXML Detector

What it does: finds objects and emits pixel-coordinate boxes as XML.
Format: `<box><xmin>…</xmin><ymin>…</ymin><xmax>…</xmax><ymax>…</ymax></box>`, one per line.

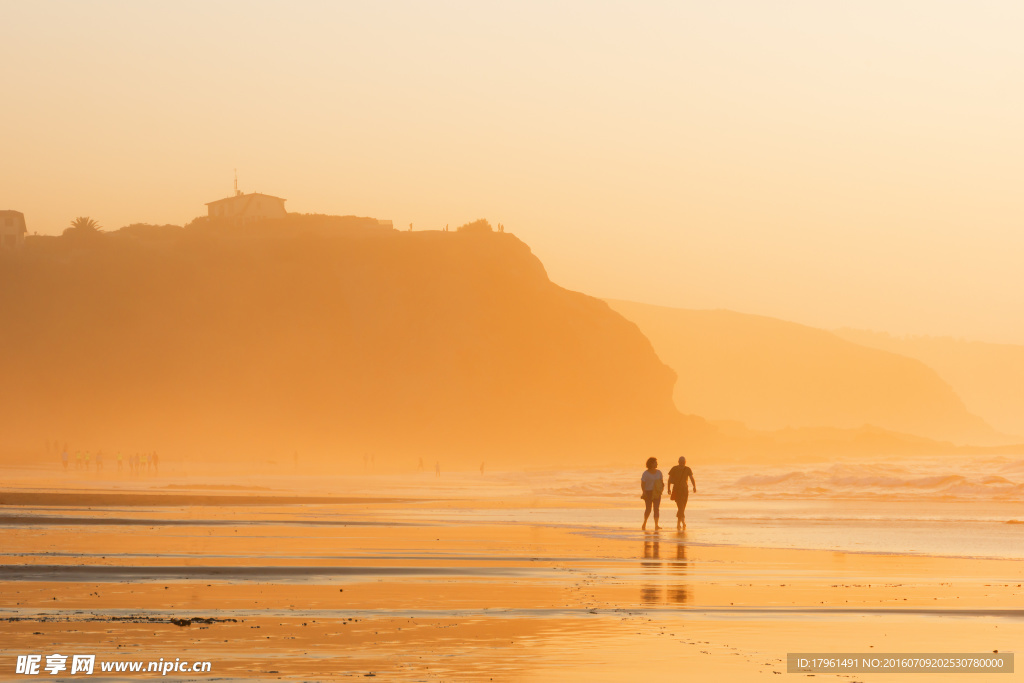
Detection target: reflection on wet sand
<box><xmin>669</xmin><ymin>538</ymin><xmax>689</xmax><ymax>604</ymax></box>
<box><xmin>640</xmin><ymin>538</ymin><xmax>662</xmax><ymax>603</ymax></box>
<box><xmin>640</xmin><ymin>537</ymin><xmax>690</xmax><ymax>606</ymax></box>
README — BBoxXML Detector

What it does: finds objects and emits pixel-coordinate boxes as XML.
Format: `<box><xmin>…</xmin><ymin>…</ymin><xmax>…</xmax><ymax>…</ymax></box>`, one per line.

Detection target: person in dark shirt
<box><xmin>667</xmin><ymin>456</ymin><xmax>697</xmax><ymax>530</ymax></box>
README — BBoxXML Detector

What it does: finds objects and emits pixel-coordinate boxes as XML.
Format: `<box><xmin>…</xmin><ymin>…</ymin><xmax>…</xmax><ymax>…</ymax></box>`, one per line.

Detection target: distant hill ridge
<box><xmin>606</xmin><ymin>300</ymin><xmax>1008</xmax><ymax>446</ymax></box>
<box><xmin>834</xmin><ymin>329</ymin><xmax>1024</xmax><ymax>439</ymax></box>
<box><xmin>5</xmin><ymin>217</ymin><xmax>1015</xmax><ymax>468</ymax></box>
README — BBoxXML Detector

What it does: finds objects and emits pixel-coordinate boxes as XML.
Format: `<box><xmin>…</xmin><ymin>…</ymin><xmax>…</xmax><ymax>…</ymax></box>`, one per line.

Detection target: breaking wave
<box><xmin>731</xmin><ymin>458</ymin><xmax>1024</xmax><ymax>500</ymax></box>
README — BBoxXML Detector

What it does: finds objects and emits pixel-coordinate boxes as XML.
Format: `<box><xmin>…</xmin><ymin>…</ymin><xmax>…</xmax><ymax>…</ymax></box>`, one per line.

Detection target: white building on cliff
<box><xmin>0</xmin><ymin>210</ymin><xmax>27</xmax><ymax>249</ymax></box>
<box><xmin>206</xmin><ymin>191</ymin><xmax>287</xmax><ymax>223</ymax></box>
<box><xmin>206</xmin><ymin>174</ymin><xmax>287</xmax><ymax>223</ymax></box>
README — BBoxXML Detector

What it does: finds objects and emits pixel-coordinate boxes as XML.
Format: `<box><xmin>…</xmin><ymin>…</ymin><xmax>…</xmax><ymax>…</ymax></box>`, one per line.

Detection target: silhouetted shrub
<box><xmin>456</xmin><ymin>219</ymin><xmax>492</xmax><ymax>234</ymax></box>
<box><xmin>114</xmin><ymin>224</ymin><xmax>184</xmax><ymax>241</ymax></box>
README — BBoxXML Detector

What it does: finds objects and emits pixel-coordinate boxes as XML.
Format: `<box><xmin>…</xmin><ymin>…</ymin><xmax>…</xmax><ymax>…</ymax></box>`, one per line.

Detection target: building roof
<box><xmin>205</xmin><ymin>192</ymin><xmax>286</xmax><ymax>206</ymax></box>
<box><xmin>0</xmin><ymin>210</ymin><xmax>27</xmax><ymax>233</ymax></box>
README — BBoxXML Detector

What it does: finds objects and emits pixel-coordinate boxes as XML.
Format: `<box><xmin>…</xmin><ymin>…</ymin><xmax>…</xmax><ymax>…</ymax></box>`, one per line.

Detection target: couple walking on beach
<box><xmin>641</xmin><ymin>456</ymin><xmax>696</xmax><ymax>531</ymax></box>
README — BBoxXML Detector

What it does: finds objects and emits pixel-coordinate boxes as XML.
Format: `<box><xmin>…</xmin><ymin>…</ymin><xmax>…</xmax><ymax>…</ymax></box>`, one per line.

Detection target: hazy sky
<box><xmin>3</xmin><ymin>1</ymin><xmax>1022</xmax><ymax>342</ymax></box>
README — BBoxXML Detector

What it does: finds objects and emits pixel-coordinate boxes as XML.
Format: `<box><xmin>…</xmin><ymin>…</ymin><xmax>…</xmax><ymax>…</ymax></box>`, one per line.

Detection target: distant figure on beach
<box><xmin>117</xmin><ymin>452</ymin><xmax>123</xmax><ymax>471</ymax></box>
<box><xmin>152</xmin><ymin>452</ymin><xmax>159</xmax><ymax>474</ymax></box>
<box><xmin>96</xmin><ymin>451</ymin><xmax>103</xmax><ymax>471</ymax></box>
<box><xmin>84</xmin><ymin>451</ymin><xmax>91</xmax><ymax>471</ymax></box>
<box><xmin>61</xmin><ymin>449</ymin><xmax>68</xmax><ymax>470</ymax></box>
<box><xmin>75</xmin><ymin>451</ymin><xmax>81</xmax><ymax>470</ymax></box>
<box><xmin>480</xmin><ymin>462</ymin><xmax>485</xmax><ymax>475</ymax></box>
<box><xmin>435</xmin><ymin>461</ymin><xmax>441</xmax><ymax>477</ymax></box>
<box><xmin>640</xmin><ymin>457</ymin><xmax>664</xmax><ymax>531</ymax></box>
<box><xmin>418</xmin><ymin>457</ymin><xmax>424</xmax><ymax>471</ymax></box>
<box><xmin>667</xmin><ymin>456</ymin><xmax>697</xmax><ymax>530</ymax></box>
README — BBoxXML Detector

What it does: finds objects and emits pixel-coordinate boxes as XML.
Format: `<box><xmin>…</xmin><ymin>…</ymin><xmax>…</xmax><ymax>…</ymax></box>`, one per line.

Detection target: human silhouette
<box><xmin>61</xmin><ymin>449</ymin><xmax>68</xmax><ymax>470</ymax></box>
<box><xmin>667</xmin><ymin>456</ymin><xmax>697</xmax><ymax>530</ymax></box>
<box><xmin>417</xmin><ymin>457</ymin><xmax>424</xmax><ymax>471</ymax></box>
<box><xmin>640</xmin><ymin>457</ymin><xmax>663</xmax><ymax>531</ymax></box>
<box><xmin>435</xmin><ymin>461</ymin><xmax>440</xmax><ymax>477</ymax></box>
<box><xmin>479</xmin><ymin>461</ymin><xmax>485</xmax><ymax>475</ymax></box>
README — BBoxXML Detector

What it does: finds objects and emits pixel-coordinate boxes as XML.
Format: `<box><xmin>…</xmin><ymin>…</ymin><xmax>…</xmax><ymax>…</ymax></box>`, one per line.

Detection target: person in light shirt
<box><xmin>640</xmin><ymin>457</ymin><xmax>664</xmax><ymax>531</ymax></box>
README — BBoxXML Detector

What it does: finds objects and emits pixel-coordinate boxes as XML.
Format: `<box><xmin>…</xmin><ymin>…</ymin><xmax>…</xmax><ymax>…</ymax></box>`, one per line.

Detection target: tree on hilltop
<box><xmin>67</xmin><ymin>216</ymin><xmax>101</xmax><ymax>230</ymax></box>
<box><xmin>62</xmin><ymin>216</ymin><xmax>105</xmax><ymax>243</ymax></box>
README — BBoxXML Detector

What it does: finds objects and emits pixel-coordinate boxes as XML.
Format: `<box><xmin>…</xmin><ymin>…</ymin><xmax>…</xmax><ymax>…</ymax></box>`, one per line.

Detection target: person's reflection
<box><xmin>643</xmin><ymin>539</ymin><xmax>660</xmax><ymax>562</ymax></box>
<box><xmin>668</xmin><ymin>585</ymin><xmax>689</xmax><ymax>604</ymax></box>
<box><xmin>641</xmin><ymin>539</ymin><xmax>663</xmax><ymax>604</ymax></box>
<box><xmin>671</xmin><ymin>538</ymin><xmax>687</xmax><ymax>570</ymax></box>
<box><xmin>669</xmin><ymin>540</ymin><xmax>690</xmax><ymax>604</ymax></box>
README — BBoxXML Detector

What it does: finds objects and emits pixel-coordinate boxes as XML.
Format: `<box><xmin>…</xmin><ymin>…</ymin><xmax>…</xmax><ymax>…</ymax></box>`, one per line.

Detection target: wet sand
<box><xmin>1</xmin><ymin>474</ymin><xmax>1022</xmax><ymax>681</ymax></box>
<box><xmin>0</xmin><ymin>492</ymin><xmax>410</xmax><ymax>507</ymax></box>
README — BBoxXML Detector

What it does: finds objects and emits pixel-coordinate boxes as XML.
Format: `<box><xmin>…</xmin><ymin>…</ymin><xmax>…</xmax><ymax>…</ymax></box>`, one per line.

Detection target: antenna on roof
<box><xmin>234</xmin><ymin>169</ymin><xmax>240</xmax><ymax>196</ymax></box>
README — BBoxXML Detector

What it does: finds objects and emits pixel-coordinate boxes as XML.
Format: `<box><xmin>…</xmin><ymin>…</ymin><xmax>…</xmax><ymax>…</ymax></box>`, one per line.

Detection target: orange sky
<box><xmin>3</xmin><ymin>1</ymin><xmax>1023</xmax><ymax>343</ymax></box>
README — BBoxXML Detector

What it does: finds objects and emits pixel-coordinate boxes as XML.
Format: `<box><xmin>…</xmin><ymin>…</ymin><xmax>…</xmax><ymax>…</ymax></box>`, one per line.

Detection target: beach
<box><xmin>7</xmin><ymin>2</ymin><xmax>1024</xmax><ymax>680</ymax></box>
<box><xmin>2</xmin><ymin>456</ymin><xmax>1023</xmax><ymax>681</ymax></box>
